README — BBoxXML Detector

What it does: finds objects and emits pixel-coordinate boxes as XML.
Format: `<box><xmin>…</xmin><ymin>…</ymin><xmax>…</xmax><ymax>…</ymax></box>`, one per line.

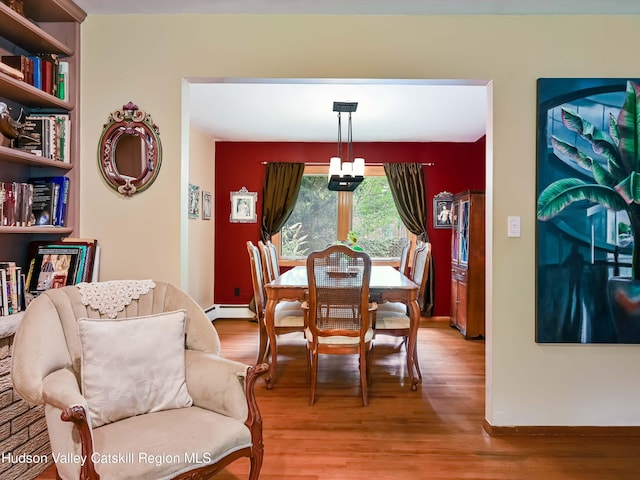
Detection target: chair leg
<box><xmin>305</xmin><ymin>342</ymin><xmax>312</xmax><ymax>384</ymax></box>
<box><xmin>413</xmin><ymin>343</ymin><xmax>422</xmax><ymax>380</ymax></box>
<box><xmin>309</xmin><ymin>348</ymin><xmax>318</xmax><ymax>405</ymax></box>
<box><xmin>248</xmin><ymin>446</ymin><xmax>264</xmax><ymax>480</ymax></box>
<box><xmin>403</xmin><ymin>335</ymin><xmax>422</xmax><ymax>380</ymax></box>
<box><xmin>359</xmin><ymin>347</ymin><xmax>368</xmax><ymax>406</ymax></box>
<box><xmin>256</xmin><ymin>318</ymin><xmax>268</xmax><ymax>365</ymax></box>
<box><xmin>366</xmin><ymin>343</ymin><xmax>373</xmax><ymax>385</ymax></box>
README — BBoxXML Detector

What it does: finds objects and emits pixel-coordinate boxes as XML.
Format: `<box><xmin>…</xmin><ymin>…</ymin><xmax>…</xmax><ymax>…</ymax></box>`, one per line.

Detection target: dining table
<box><xmin>264</xmin><ymin>264</ymin><xmax>421</xmax><ymax>390</ymax></box>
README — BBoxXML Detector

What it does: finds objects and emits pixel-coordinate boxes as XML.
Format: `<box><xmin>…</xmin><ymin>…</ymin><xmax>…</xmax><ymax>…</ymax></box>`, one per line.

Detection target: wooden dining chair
<box><xmin>373</xmin><ymin>242</ymin><xmax>432</xmax><ymax>379</ymax></box>
<box><xmin>258</xmin><ymin>240</ymin><xmax>275</xmax><ymax>283</ymax></box>
<box><xmin>303</xmin><ymin>245</ymin><xmax>376</xmax><ymax>406</ymax></box>
<box><xmin>267</xmin><ymin>240</ymin><xmax>280</xmax><ymax>280</ymax></box>
<box><xmin>247</xmin><ymin>241</ymin><xmax>305</xmax><ymax>366</ymax></box>
<box><xmin>398</xmin><ymin>239</ymin><xmax>412</xmax><ymax>277</ymax></box>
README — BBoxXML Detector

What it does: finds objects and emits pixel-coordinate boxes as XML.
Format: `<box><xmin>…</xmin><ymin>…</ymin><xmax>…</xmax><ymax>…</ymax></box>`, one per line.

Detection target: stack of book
<box><xmin>25</xmin><ymin>238</ymin><xmax>100</xmax><ymax>299</ymax></box>
<box><xmin>0</xmin><ymin>176</ymin><xmax>69</xmax><ymax>227</ymax></box>
<box><xmin>0</xmin><ymin>261</ymin><xmax>25</xmax><ymax>316</ymax></box>
<box><xmin>0</xmin><ymin>55</ymin><xmax>69</xmax><ymax>101</ymax></box>
<box><xmin>0</xmin><ymin>238</ymin><xmax>100</xmax><ymax>315</ymax></box>
<box><xmin>0</xmin><ymin>182</ymin><xmax>33</xmax><ymax>227</ymax></box>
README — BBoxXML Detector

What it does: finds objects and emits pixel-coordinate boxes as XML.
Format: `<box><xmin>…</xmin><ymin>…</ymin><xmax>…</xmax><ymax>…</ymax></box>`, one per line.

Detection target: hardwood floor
<box><xmin>38</xmin><ymin>318</ymin><xmax>640</xmax><ymax>480</ymax></box>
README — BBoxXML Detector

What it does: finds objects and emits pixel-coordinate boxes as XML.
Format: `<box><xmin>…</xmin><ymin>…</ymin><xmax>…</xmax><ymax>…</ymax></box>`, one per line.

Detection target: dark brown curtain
<box><xmin>260</xmin><ymin>162</ymin><xmax>305</xmax><ymax>242</ymax></box>
<box><xmin>384</xmin><ymin>163</ymin><xmax>434</xmax><ymax>315</ymax></box>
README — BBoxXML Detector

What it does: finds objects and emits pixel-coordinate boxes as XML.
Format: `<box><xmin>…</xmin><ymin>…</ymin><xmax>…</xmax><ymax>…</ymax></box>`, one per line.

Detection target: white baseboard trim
<box><xmin>208</xmin><ymin>304</ymin><xmax>255</xmax><ymax>321</ymax></box>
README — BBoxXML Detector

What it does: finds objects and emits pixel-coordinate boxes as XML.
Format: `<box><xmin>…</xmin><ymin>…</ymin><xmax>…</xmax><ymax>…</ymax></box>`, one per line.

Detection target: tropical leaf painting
<box><xmin>536</xmin><ymin>78</ymin><xmax>640</xmax><ymax>344</ymax></box>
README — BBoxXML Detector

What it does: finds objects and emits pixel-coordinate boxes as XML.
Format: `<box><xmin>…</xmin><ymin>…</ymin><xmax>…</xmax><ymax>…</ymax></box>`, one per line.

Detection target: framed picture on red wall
<box><xmin>433</xmin><ymin>191</ymin><xmax>453</xmax><ymax>229</ymax></box>
<box><xmin>230</xmin><ymin>186</ymin><xmax>257</xmax><ymax>223</ymax></box>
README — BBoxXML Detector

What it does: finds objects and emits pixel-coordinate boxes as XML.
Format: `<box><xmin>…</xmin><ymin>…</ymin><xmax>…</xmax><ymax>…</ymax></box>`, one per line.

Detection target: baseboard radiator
<box><xmin>207</xmin><ymin>304</ymin><xmax>255</xmax><ymax>321</ymax></box>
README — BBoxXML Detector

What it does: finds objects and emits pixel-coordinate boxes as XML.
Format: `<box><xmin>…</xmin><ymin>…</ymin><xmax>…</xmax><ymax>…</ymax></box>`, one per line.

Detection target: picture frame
<box><xmin>27</xmin><ymin>245</ymin><xmax>84</xmax><ymax>294</ymax></box>
<box><xmin>188</xmin><ymin>184</ymin><xmax>200</xmax><ymax>219</ymax></box>
<box><xmin>202</xmin><ymin>191</ymin><xmax>212</xmax><ymax>220</ymax></box>
<box><xmin>433</xmin><ymin>191</ymin><xmax>453</xmax><ymax>229</ymax></box>
<box><xmin>536</xmin><ymin>78</ymin><xmax>640</xmax><ymax>344</ymax></box>
<box><xmin>230</xmin><ymin>186</ymin><xmax>257</xmax><ymax>223</ymax></box>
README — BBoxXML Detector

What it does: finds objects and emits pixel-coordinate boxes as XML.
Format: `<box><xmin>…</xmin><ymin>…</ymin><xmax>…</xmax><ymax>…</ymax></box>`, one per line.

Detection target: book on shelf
<box><xmin>16</xmin><ymin>266</ymin><xmax>25</xmax><ymax>311</ymax></box>
<box><xmin>15</xmin><ymin>114</ymin><xmax>70</xmax><ymax>162</ymax></box>
<box><xmin>18</xmin><ymin>182</ymin><xmax>34</xmax><ymax>227</ymax></box>
<box><xmin>14</xmin><ymin>116</ymin><xmax>46</xmax><ymax>157</ymax></box>
<box><xmin>0</xmin><ymin>268</ymin><xmax>8</xmax><ymax>316</ymax></box>
<box><xmin>0</xmin><ymin>54</ymin><xmax>64</xmax><ymax>96</ymax></box>
<box><xmin>0</xmin><ymin>182</ymin><xmax>16</xmax><ymax>227</ymax></box>
<box><xmin>29</xmin><ymin>176</ymin><xmax>69</xmax><ymax>227</ymax></box>
<box><xmin>57</xmin><ymin>61</ymin><xmax>68</xmax><ymax>102</ymax></box>
<box><xmin>38</xmin><ymin>53</ymin><xmax>59</xmax><ymax>97</ymax></box>
<box><xmin>27</xmin><ymin>244</ymin><xmax>81</xmax><ymax>294</ymax></box>
<box><xmin>61</xmin><ymin>238</ymin><xmax>99</xmax><ymax>283</ymax></box>
<box><xmin>1</xmin><ymin>55</ymin><xmax>32</xmax><ymax>84</ymax></box>
<box><xmin>28</xmin><ymin>55</ymin><xmax>41</xmax><ymax>89</ymax></box>
<box><xmin>0</xmin><ymin>60</ymin><xmax>25</xmax><ymax>81</ymax></box>
<box><xmin>25</xmin><ymin>238</ymin><xmax>99</xmax><ymax>296</ymax></box>
<box><xmin>0</xmin><ymin>182</ymin><xmax>34</xmax><ymax>227</ymax></box>
<box><xmin>30</xmin><ymin>180</ymin><xmax>59</xmax><ymax>226</ymax></box>
<box><xmin>0</xmin><ymin>261</ymin><xmax>20</xmax><ymax>316</ymax></box>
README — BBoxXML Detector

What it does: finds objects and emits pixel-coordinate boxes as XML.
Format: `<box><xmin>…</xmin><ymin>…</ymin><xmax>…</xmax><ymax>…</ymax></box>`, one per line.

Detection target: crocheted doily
<box><xmin>76</xmin><ymin>280</ymin><xmax>156</xmax><ymax>319</ymax></box>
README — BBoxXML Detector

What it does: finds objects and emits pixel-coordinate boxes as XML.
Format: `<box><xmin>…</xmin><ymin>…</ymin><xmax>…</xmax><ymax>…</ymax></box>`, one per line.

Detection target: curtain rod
<box><xmin>260</xmin><ymin>161</ymin><xmax>435</xmax><ymax>166</ymax></box>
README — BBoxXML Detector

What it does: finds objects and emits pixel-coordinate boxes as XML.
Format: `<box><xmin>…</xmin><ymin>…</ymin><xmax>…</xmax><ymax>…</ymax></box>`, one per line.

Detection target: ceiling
<box><xmin>74</xmin><ymin>0</ymin><xmax>639</xmax><ymax>143</ymax></box>
<box><xmin>187</xmin><ymin>79</ymin><xmax>488</xmax><ymax>143</ymax></box>
<box><xmin>74</xmin><ymin>0</ymin><xmax>640</xmax><ymax>16</ymax></box>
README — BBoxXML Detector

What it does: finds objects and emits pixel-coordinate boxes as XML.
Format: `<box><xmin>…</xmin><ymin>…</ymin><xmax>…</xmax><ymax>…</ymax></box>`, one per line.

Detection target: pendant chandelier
<box><xmin>327</xmin><ymin>101</ymin><xmax>365</xmax><ymax>191</ymax></box>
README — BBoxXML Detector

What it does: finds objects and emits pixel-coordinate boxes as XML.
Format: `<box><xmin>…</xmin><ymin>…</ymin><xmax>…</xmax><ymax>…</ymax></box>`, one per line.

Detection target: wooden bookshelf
<box><xmin>0</xmin><ymin>145</ymin><xmax>73</xmax><ymax>168</ymax></box>
<box><xmin>0</xmin><ymin>70</ymin><xmax>73</xmax><ymax>108</ymax></box>
<box><xmin>0</xmin><ymin>0</ymin><xmax>85</xmax><ymax>316</ymax></box>
<box><xmin>0</xmin><ymin>3</ymin><xmax>74</xmax><ymax>55</ymax></box>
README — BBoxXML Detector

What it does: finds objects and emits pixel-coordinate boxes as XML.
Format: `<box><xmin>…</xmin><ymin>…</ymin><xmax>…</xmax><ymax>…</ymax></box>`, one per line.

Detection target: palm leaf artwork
<box><xmin>538</xmin><ymin>80</ymin><xmax>640</xmax><ymax>279</ymax></box>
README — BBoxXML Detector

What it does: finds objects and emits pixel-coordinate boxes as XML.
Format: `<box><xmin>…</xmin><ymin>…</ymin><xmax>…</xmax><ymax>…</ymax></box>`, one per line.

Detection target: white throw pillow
<box><xmin>78</xmin><ymin>310</ymin><xmax>193</xmax><ymax>428</ymax></box>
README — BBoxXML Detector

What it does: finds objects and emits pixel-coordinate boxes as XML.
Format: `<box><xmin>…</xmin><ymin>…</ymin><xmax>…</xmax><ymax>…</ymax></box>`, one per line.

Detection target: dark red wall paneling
<box><xmin>214</xmin><ymin>138</ymin><xmax>486</xmax><ymax>316</ymax></box>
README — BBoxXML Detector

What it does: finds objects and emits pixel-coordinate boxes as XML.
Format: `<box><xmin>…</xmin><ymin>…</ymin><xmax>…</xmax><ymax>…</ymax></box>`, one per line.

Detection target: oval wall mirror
<box><xmin>98</xmin><ymin>102</ymin><xmax>162</xmax><ymax>196</ymax></box>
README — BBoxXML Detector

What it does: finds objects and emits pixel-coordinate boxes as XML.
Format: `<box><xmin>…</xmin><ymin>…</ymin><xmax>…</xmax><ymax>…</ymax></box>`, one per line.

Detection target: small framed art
<box><xmin>433</xmin><ymin>191</ymin><xmax>453</xmax><ymax>229</ymax></box>
<box><xmin>202</xmin><ymin>191</ymin><xmax>212</xmax><ymax>220</ymax></box>
<box><xmin>230</xmin><ymin>186</ymin><xmax>257</xmax><ymax>223</ymax></box>
<box><xmin>188</xmin><ymin>184</ymin><xmax>200</xmax><ymax>219</ymax></box>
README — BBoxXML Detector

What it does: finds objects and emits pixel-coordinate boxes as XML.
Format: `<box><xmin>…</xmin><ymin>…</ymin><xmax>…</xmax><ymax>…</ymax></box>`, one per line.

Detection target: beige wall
<box><xmin>187</xmin><ymin>125</ymin><xmax>215</xmax><ymax>307</ymax></box>
<box><xmin>80</xmin><ymin>14</ymin><xmax>640</xmax><ymax>426</ymax></box>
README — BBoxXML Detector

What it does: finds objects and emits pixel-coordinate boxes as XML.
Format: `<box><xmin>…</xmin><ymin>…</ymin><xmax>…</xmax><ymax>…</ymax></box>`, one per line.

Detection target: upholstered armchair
<box><xmin>11</xmin><ymin>280</ymin><xmax>267</xmax><ymax>480</ymax></box>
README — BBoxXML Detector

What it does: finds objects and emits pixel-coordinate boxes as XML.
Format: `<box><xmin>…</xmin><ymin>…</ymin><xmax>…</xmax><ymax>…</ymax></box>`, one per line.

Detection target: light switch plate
<box><xmin>507</xmin><ymin>216</ymin><xmax>521</xmax><ymax>237</ymax></box>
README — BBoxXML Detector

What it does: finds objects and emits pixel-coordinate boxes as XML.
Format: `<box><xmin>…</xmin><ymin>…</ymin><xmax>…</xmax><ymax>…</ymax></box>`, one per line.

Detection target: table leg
<box><xmin>264</xmin><ymin>297</ymin><xmax>278</xmax><ymax>389</ymax></box>
<box><xmin>407</xmin><ymin>298</ymin><xmax>421</xmax><ymax>391</ymax></box>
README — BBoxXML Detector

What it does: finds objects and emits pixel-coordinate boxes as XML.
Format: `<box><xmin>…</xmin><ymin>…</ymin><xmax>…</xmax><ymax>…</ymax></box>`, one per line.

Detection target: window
<box><xmin>276</xmin><ymin>166</ymin><xmax>412</xmax><ymax>265</ymax></box>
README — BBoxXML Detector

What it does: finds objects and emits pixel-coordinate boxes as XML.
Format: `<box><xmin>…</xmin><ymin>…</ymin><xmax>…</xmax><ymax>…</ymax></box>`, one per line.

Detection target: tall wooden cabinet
<box><xmin>0</xmin><ymin>1</ymin><xmax>85</xmax><ymax>320</ymax></box>
<box><xmin>450</xmin><ymin>190</ymin><xmax>485</xmax><ymax>339</ymax></box>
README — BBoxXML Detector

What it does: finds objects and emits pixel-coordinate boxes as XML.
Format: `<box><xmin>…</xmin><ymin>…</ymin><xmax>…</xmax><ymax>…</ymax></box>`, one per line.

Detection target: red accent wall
<box><xmin>214</xmin><ymin>138</ymin><xmax>485</xmax><ymax>316</ymax></box>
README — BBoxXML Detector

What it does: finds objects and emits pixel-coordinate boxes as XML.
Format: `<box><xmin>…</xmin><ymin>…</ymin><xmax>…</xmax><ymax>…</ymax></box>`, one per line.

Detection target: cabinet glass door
<box><xmin>459</xmin><ymin>199</ymin><xmax>470</xmax><ymax>265</ymax></box>
<box><xmin>451</xmin><ymin>200</ymin><xmax>460</xmax><ymax>263</ymax></box>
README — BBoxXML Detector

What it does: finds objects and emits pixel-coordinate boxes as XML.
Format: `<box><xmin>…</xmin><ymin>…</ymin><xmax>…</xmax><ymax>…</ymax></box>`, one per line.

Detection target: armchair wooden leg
<box><xmin>249</xmin><ymin>451</ymin><xmax>263</xmax><ymax>480</ymax></box>
<box><xmin>245</xmin><ymin>363</ymin><xmax>268</xmax><ymax>480</ymax></box>
<box><xmin>60</xmin><ymin>406</ymin><xmax>100</xmax><ymax>480</ymax></box>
